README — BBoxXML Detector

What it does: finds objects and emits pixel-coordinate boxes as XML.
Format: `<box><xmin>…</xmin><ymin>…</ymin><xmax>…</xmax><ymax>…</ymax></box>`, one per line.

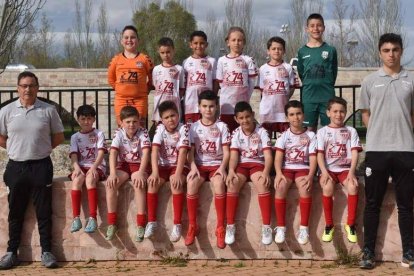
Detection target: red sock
<box><xmin>299</xmin><ymin>197</ymin><xmax>312</xmax><ymax>226</ymax></box>
<box><xmin>275</xmin><ymin>198</ymin><xmax>286</xmax><ymax>226</ymax></box>
<box><xmin>258</xmin><ymin>192</ymin><xmax>271</xmax><ymax>225</ymax></box>
<box><xmin>71</xmin><ymin>190</ymin><xmax>81</xmax><ymax>217</ymax></box>
<box><xmin>347</xmin><ymin>194</ymin><xmax>359</xmax><ymax>226</ymax></box>
<box><xmin>136</xmin><ymin>214</ymin><xmax>146</xmax><ymax>227</ymax></box>
<box><xmin>107</xmin><ymin>212</ymin><xmax>117</xmax><ymax>225</ymax></box>
<box><xmin>322</xmin><ymin>195</ymin><xmax>333</xmax><ymax>226</ymax></box>
<box><xmin>147</xmin><ymin>192</ymin><xmax>158</xmax><ymax>222</ymax></box>
<box><xmin>226</xmin><ymin>192</ymin><xmax>239</xmax><ymax>225</ymax></box>
<box><xmin>87</xmin><ymin>188</ymin><xmax>97</xmax><ymax>218</ymax></box>
<box><xmin>172</xmin><ymin>193</ymin><xmax>184</xmax><ymax>224</ymax></box>
<box><xmin>186</xmin><ymin>194</ymin><xmax>199</xmax><ymax>225</ymax></box>
<box><xmin>215</xmin><ymin>193</ymin><xmax>226</xmax><ymax>228</ymax></box>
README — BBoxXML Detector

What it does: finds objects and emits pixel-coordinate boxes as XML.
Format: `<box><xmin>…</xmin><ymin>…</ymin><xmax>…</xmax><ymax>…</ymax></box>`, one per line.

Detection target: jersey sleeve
<box><xmin>110</xmin><ymin>131</ymin><xmax>121</xmax><ymax>150</ymax></box>
<box><xmin>140</xmin><ymin>128</ymin><xmax>151</xmax><ymax>149</ymax></box>
<box><xmin>178</xmin><ymin>124</ymin><xmax>191</xmax><ymax>149</ymax></box>
<box><xmin>288</xmin><ymin>64</ymin><xmax>296</xmax><ymax>87</ymax></box>
<box><xmin>97</xmin><ymin>130</ymin><xmax>107</xmax><ymax>153</ymax></box>
<box><xmin>308</xmin><ymin>132</ymin><xmax>317</xmax><ymax>155</ymax></box>
<box><xmin>211</xmin><ymin>57</ymin><xmax>217</xmax><ymax>80</ymax></box>
<box><xmin>107</xmin><ymin>54</ymin><xmax>118</xmax><ymax>88</ymax></box>
<box><xmin>258</xmin><ymin>65</ymin><xmax>265</xmax><ymax>90</ymax></box>
<box><xmin>230</xmin><ymin>130</ymin><xmax>240</xmax><ymax>151</ymax></box>
<box><xmin>248</xmin><ymin>56</ymin><xmax>258</xmax><ymax>77</ymax></box>
<box><xmin>69</xmin><ymin>133</ymin><xmax>78</xmax><ymax>157</ymax></box>
<box><xmin>152</xmin><ymin>124</ymin><xmax>163</xmax><ymax>146</ymax></box>
<box><xmin>350</xmin><ymin>127</ymin><xmax>362</xmax><ymax>151</ymax></box>
<box><xmin>260</xmin><ymin>128</ymin><xmax>272</xmax><ymax>150</ymax></box>
<box><xmin>179</xmin><ymin>66</ymin><xmax>186</xmax><ymax>89</ymax></box>
<box><xmin>216</xmin><ymin>57</ymin><xmax>223</xmax><ymax>82</ymax></box>
<box><xmin>221</xmin><ymin>123</ymin><xmax>231</xmax><ymax>145</ymax></box>
<box><xmin>275</xmin><ymin>132</ymin><xmax>286</xmax><ymax>152</ymax></box>
<box><xmin>316</xmin><ymin>129</ymin><xmax>325</xmax><ymax>153</ymax></box>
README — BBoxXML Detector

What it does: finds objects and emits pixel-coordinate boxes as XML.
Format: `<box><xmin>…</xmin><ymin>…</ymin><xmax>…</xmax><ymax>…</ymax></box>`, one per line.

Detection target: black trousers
<box><xmin>363</xmin><ymin>152</ymin><xmax>414</xmax><ymax>255</ymax></box>
<box><xmin>3</xmin><ymin>157</ymin><xmax>53</xmax><ymax>254</ymax></box>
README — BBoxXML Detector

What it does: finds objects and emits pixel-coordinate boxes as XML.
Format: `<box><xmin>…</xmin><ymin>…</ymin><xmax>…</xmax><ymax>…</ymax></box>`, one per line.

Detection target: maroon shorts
<box><xmin>159</xmin><ymin>166</ymin><xmax>190</xmax><ymax>181</ymax></box>
<box><xmin>198</xmin><ymin>165</ymin><xmax>220</xmax><ymax>181</ymax></box>
<box><xmin>327</xmin><ymin>170</ymin><xmax>349</xmax><ymax>184</ymax></box>
<box><xmin>68</xmin><ymin>166</ymin><xmax>106</xmax><ymax>181</ymax></box>
<box><xmin>262</xmin><ymin>122</ymin><xmax>290</xmax><ymax>133</ymax></box>
<box><xmin>220</xmin><ymin>114</ymin><xmax>239</xmax><ymax>132</ymax></box>
<box><xmin>282</xmin><ymin>169</ymin><xmax>309</xmax><ymax>181</ymax></box>
<box><xmin>236</xmin><ymin>163</ymin><xmax>264</xmax><ymax>181</ymax></box>
<box><xmin>184</xmin><ymin>113</ymin><xmax>201</xmax><ymax>124</ymax></box>
<box><xmin>117</xmin><ymin>162</ymin><xmax>150</xmax><ymax>177</ymax></box>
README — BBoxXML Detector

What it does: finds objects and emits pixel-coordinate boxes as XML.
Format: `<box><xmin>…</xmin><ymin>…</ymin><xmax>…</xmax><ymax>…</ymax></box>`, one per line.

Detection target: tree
<box><xmin>0</xmin><ymin>0</ymin><xmax>45</xmax><ymax>70</ymax></box>
<box><xmin>132</xmin><ymin>0</ymin><xmax>196</xmax><ymax>64</ymax></box>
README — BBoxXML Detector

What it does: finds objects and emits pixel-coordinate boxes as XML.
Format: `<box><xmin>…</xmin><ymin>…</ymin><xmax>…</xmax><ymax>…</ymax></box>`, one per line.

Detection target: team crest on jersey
<box><xmin>200</xmin><ymin>59</ymin><xmax>211</xmax><ymax>70</ymax></box>
<box><xmin>277</xmin><ymin>67</ymin><xmax>288</xmax><ymax>78</ymax></box>
<box><xmin>209</xmin><ymin>126</ymin><xmax>220</xmax><ymax>137</ymax></box>
<box><xmin>88</xmin><ymin>134</ymin><xmax>97</xmax><ymax>144</ymax></box>
<box><xmin>250</xmin><ymin>133</ymin><xmax>260</xmax><ymax>145</ymax></box>
<box><xmin>235</xmin><ymin>58</ymin><xmax>247</xmax><ymax>69</ymax></box>
<box><xmin>321</xmin><ymin>51</ymin><xmax>329</xmax><ymax>59</ymax></box>
<box><xmin>339</xmin><ymin>129</ymin><xmax>350</xmax><ymax>140</ymax></box>
<box><xmin>299</xmin><ymin>135</ymin><xmax>309</xmax><ymax>146</ymax></box>
<box><xmin>169</xmin><ymin>68</ymin><xmax>179</xmax><ymax>79</ymax></box>
<box><xmin>136</xmin><ymin>62</ymin><xmax>143</xmax><ymax>68</ymax></box>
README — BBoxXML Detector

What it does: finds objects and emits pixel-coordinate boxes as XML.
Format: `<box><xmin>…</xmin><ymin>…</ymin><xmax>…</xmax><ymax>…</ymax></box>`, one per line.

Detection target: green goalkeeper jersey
<box><xmin>297</xmin><ymin>42</ymin><xmax>338</xmax><ymax>103</ymax></box>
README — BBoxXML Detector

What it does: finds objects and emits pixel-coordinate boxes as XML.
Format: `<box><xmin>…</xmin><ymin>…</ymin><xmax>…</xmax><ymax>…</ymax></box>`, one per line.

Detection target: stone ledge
<box><xmin>0</xmin><ymin>177</ymin><xmax>402</xmax><ymax>262</ymax></box>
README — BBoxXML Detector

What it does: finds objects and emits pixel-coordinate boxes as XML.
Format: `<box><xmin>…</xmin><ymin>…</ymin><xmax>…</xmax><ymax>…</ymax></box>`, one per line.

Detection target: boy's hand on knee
<box><xmin>148</xmin><ymin>173</ymin><xmax>160</xmax><ymax>187</ymax></box>
<box><xmin>170</xmin><ymin>174</ymin><xmax>183</xmax><ymax>189</ymax></box>
<box><xmin>258</xmin><ymin>172</ymin><xmax>270</xmax><ymax>188</ymax></box>
<box><xmin>71</xmin><ymin>167</ymin><xmax>84</xmax><ymax>180</ymax></box>
<box><xmin>213</xmin><ymin>166</ymin><xmax>227</xmax><ymax>181</ymax></box>
<box><xmin>274</xmin><ymin>175</ymin><xmax>286</xmax><ymax>189</ymax></box>
<box><xmin>226</xmin><ymin>170</ymin><xmax>238</xmax><ymax>187</ymax></box>
<box><xmin>106</xmin><ymin>174</ymin><xmax>119</xmax><ymax>189</ymax></box>
<box><xmin>187</xmin><ymin>169</ymin><xmax>200</xmax><ymax>181</ymax></box>
<box><xmin>320</xmin><ymin>172</ymin><xmax>332</xmax><ymax>187</ymax></box>
<box><xmin>346</xmin><ymin>172</ymin><xmax>358</xmax><ymax>187</ymax></box>
<box><xmin>86</xmin><ymin>166</ymin><xmax>98</xmax><ymax>179</ymax></box>
<box><xmin>300</xmin><ymin>175</ymin><xmax>313</xmax><ymax>192</ymax></box>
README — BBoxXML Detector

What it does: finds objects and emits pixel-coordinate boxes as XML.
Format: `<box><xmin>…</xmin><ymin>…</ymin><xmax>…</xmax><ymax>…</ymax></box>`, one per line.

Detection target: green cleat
<box><xmin>135</xmin><ymin>226</ymin><xmax>145</xmax><ymax>242</ymax></box>
<box><xmin>345</xmin><ymin>224</ymin><xmax>357</xmax><ymax>243</ymax></box>
<box><xmin>321</xmin><ymin>225</ymin><xmax>334</xmax><ymax>242</ymax></box>
<box><xmin>105</xmin><ymin>225</ymin><xmax>118</xmax><ymax>240</ymax></box>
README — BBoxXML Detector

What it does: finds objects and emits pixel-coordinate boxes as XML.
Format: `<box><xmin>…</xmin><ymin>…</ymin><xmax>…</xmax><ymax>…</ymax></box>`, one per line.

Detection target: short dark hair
<box><xmin>190</xmin><ymin>30</ymin><xmax>207</xmax><ymax>42</ymax></box>
<box><xmin>198</xmin><ymin>90</ymin><xmax>218</xmax><ymax>104</ymax></box>
<box><xmin>76</xmin><ymin>104</ymin><xmax>96</xmax><ymax>118</ymax></box>
<box><xmin>120</xmin><ymin>106</ymin><xmax>139</xmax><ymax>120</ymax></box>
<box><xmin>284</xmin><ymin>100</ymin><xmax>304</xmax><ymax>116</ymax></box>
<box><xmin>17</xmin><ymin>71</ymin><xmax>39</xmax><ymax>86</ymax></box>
<box><xmin>379</xmin><ymin>33</ymin><xmax>403</xmax><ymax>50</ymax></box>
<box><xmin>327</xmin><ymin>96</ymin><xmax>347</xmax><ymax>110</ymax></box>
<box><xmin>158</xmin><ymin>37</ymin><xmax>174</xmax><ymax>48</ymax></box>
<box><xmin>234</xmin><ymin>101</ymin><xmax>253</xmax><ymax>115</ymax></box>
<box><xmin>306</xmin><ymin>13</ymin><xmax>325</xmax><ymax>26</ymax></box>
<box><xmin>158</xmin><ymin>100</ymin><xmax>179</xmax><ymax>117</ymax></box>
<box><xmin>122</xmin><ymin>25</ymin><xmax>139</xmax><ymax>38</ymax></box>
<box><xmin>267</xmin><ymin>36</ymin><xmax>285</xmax><ymax>50</ymax></box>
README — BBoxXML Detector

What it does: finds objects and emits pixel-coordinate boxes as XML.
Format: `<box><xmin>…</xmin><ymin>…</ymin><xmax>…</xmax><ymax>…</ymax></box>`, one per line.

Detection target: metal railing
<box><xmin>0</xmin><ymin>84</ymin><xmax>362</xmax><ymax>140</ymax></box>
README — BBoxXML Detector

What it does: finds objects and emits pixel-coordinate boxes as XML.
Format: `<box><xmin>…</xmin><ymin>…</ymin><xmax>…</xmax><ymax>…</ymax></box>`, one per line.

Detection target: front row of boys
<box><xmin>69</xmin><ymin>92</ymin><xmax>361</xmax><ymax>248</ymax></box>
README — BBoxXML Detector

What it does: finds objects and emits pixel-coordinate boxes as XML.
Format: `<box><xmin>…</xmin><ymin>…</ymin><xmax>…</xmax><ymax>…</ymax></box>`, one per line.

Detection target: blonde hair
<box><xmin>225</xmin><ymin>26</ymin><xmax>246</xmax><ymax>43</ymax></box>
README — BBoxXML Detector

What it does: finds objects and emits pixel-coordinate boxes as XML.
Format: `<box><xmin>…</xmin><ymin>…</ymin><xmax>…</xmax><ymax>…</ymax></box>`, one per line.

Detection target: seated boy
<box><xmin>226</xmin><ymin>101</ymin><xmax>273</xmax><ymax>245</ymax></box>
<box><xmin>186</xmin><ymin>90</ymin><xmax>230</xmax><ymax>249</ymax></box>
<box><xmin>274</xmin><ymin>100</ymin><xmax>317</xmax><ymax>245</ymax></box>
<box><xmin>69</xmin><ymin>104</ymin><xmax>107</xmax><ymax>233</ymax></box>
<box><xmin>147</xmin><ymin>101</ymin><xmax>190</xmax><ymax>242</ymax></box>
<box><xmin>317</xmin><ymin>97</ymin><xmax>362</xmax><ymax>243</ymax></box>
<box><xmin>105</xmin><ymin>106</ymin><xmax>151</xmax><ymax>241</ymax></box>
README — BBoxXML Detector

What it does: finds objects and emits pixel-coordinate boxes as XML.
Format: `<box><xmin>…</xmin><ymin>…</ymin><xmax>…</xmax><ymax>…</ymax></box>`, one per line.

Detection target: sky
<box><xmin>42</xmin><ymin>0</ymin><xmax>414</xmax><ymax>66</ymax></box>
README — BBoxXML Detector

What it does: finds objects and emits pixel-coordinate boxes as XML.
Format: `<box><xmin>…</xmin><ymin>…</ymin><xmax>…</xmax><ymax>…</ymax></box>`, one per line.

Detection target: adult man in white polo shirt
<box><xmin>359</xmin><ymin>33</ymin><xmax>414</xmax><ymax>270</ymax></box>
<box><xmin>0</xmin><ymin>71</ymin><xmax>64</xmax><ymax>270</ymax></box>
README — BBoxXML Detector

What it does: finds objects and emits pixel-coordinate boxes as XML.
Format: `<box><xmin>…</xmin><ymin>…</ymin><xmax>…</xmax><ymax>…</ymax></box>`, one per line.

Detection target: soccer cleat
<box><xmin>0</xmin><ymin>252</ymin><xmax>18</xmax><ymax>270</ymax></box>
<box><xmin>135</xmin><ymin>226</ymin><xmax>145</xmax><ymax>242</ymax></box>
<box><xmin>70</xmin><ymin>217</ymin><xmax>82</xmax><ymax>233</ymax></box>
<box><xmin>401</xmin><ymin>249</ymin><xmax>414</xmax><ymax>268</ymax></box>
<box><xmin>184</xmin><ymin>224</ymin><xmax>199</xmax><ymax>246</ymax></box>
<box><xmin>322</xmin><ymin>225</ymin><xmax>334</xmax><ymax>242</ymax></box>
<box><xmin>41</xmin><ymin>252</ymin><xmax>58</xmax><ymax>269</ymax></box>
<box><xmin>297</xmin><ymin>226</ymin><xmax>309</xmax><ymax>245</ymax></box>
<box><xmin>359</xmin><ymin>248</ymin><xmax>375</xmax><ymax>269</ymax></box>
<box><xmin>344</xmin><ymin>224</ymin><xmax>357</xmax><ymax>243</ymax></box>
<box><xmin>169</xmin><ymin>224</ymin><xmax>182</xmax><ymax>242</ymax></box>
<box><xmin>261</xmin><ymin>225</ymin><xmax>273</xmax><ymax>245</ymax></box>
<box><xmin>274</xmin><ymin>226</ymin><xmax>286</xmax><ymax>244</ymax></box>
<box><xmin>84</xmin><ymin>217</ymin><xmax>97</xmax><ymax>233</ymax></box>
<box><xmin>105</xmin><ymin>225</ymin><xmax>118</xmax><ymax>241</ymax></box>
<box><xmin>225</xmin><ymin>224</ymin><xmax>236</xmax><ymax>245</ymax></box>
<box><xmin>216</xmin><ymin>226</ymin><xmax>226</xmax><ymax>249</ymax></box>
<box><xmin>144</xmin><ymin>222</ymin><xmax>158</xmax><ymax>239</ymax></box>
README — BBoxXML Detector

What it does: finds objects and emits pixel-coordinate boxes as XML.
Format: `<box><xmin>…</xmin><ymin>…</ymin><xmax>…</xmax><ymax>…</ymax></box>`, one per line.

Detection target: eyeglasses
<box><xmin>18</xmin><ymin>84</ymin><xmax>38</xmax><ymax>89</ymax></box>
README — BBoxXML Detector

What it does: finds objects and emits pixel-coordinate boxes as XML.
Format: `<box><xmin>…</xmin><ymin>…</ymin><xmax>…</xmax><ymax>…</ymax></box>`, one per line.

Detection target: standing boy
<box><xmin>105</xmin><ymin>106</ymin><xmax>151</xmax><ymax>242</ymax></box>
<box><xmin>226</xmin><ymin>101</ymin><xmax>273</xmax><ymax>245</ymax></box>
<box><xmin>297</xmin><ymin>13</ymin><xmax>338</xmax><ymax>131</ymax></box>
<box><xmin>152</xmin><ymin>37</ymin><xmax>185</xmax><ymax>123</ymax></box>
<box><xmin>186</xmin><ymin>90</ymin><xmax>230</xmax><ymax>249</ymax></box>
<box><xmin>147</xmin><ymin>101</ymin><xmax>190</xmax><ymax>242</ymax></box>
<box><xmin>182</xmin><ymin>31</ymin><xmax>217</xmax><ymax>124</ymax></box>
<box><xmin>359</xmin><ymin>33</ymin><xmax>414</xmax><ymax>270</ymax></box>
<box><xmin>69</xmin><ymin>104</ymin><xmax>107</xmax><ymax>234</ymax></box>
<box><xmin>259</xmin><ymin>36</ymin><xmax>296</xmax><ymax>135</ymax></box>
<box><xmin>317</xmin><ymin>97</ymin><xmax>362</xmax><ymax>243</ymax></box>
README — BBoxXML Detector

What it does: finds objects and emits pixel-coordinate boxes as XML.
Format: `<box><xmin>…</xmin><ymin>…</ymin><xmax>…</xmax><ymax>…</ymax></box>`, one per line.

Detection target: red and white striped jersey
<box><xmin>152</xmin><ymin>123</ymin><xmax>190</xmax><ymax>167</ymax></box>
<box><xmin>317</xmin><ymin>125</ymin><xmax>362</xmax><ymax>172</ymax></box>
<box><xmin>69</xmin><ymin>128</ymin><xmax>108</xmax><ymax>174</ymax></box>
<box><xmin>275</xmin><ymin>128</ymin><xmax>317</xmax><ymax>170</ymax></box>
<box><xmin>216</xmin><ymin>54</ymin><xmax>258</xmax><ymax>114</ymax></box>
<box><xmin>152</xmin><ymin>64</ymin><xmax>185</xmax><ymax>122</ymax></box>
<box><xmin>183</xmin><ymin>56</ymin><xmax>216</xmax><ymax>114</ymax></box>
<box><xmin>111</xmin><ymin>127</ymin><xmax>151</xmax><ymax>164</ymax></box>
<box><xmin>190</xmin><ymin>120</ymin><xmax>231</xmax><ymax>166</ymax></box>
<box><xmin>259</xmin><ymin>62</ymin><xmax>296</xmax><ymax>123</ymax></box>
<box><xmin>230</xmin><ymin>124</ymin><xmax>272</xmax><ymax>164</ymax></box>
